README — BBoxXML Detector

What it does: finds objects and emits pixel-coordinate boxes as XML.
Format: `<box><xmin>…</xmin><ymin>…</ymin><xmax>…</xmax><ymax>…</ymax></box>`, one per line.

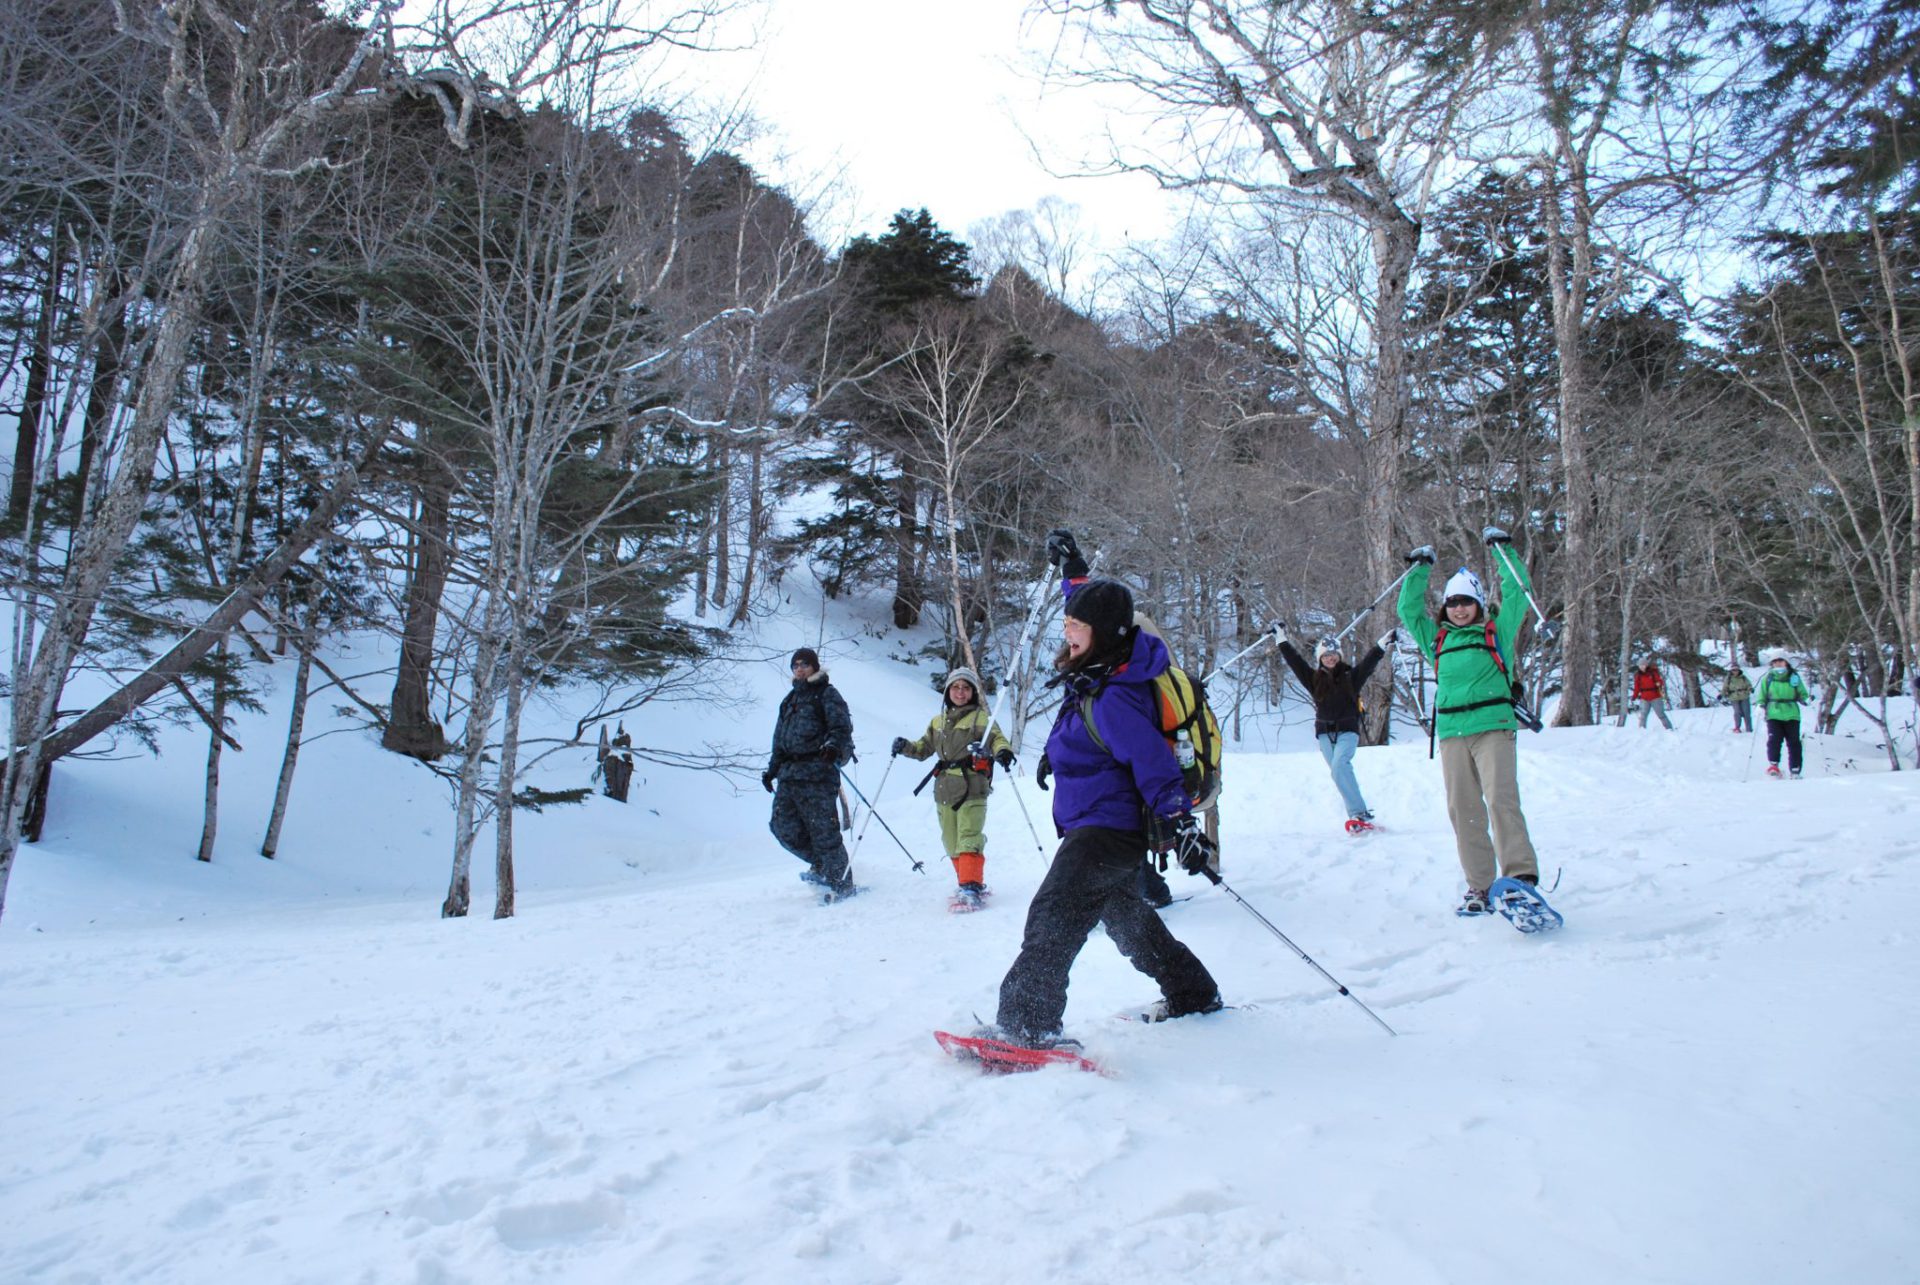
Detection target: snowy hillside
<box><xmin>3</xmin><ymin>580</ymin><xmax>1918</xmax><ymax>1284</ymax></box>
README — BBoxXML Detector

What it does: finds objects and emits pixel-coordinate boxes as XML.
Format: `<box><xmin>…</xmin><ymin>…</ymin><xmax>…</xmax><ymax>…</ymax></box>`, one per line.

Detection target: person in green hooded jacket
<box><xmin>1755</xmin><ymin>649</ymin><xmax>1811</xmax><ymax>778</ymax></box>
<box><xmin>1398</xmin><ymin>529</ymin><xmax>1541</xmax><ymax>916</ymax></box>
<box><xmin>892</xmin><ymin>666</ymin><xmax>1014</xmax><ymax>909</ymax></box>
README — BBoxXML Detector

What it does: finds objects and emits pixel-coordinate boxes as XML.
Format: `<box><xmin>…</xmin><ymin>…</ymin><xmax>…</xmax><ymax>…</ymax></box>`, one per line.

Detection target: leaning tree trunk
<box><xmin>0</xmin><ymin>196</ymin><xmax>225</xmax><ymax>921</ymax></box>
<box><xmin>195</xmin><ymin>641</ymin><xmax>229</xmax><ymax>862</ymax></box>
<box><xmin>260</xmin><ymin>630</ymin><xmax>313</xmax><ymax>858</ymax></box>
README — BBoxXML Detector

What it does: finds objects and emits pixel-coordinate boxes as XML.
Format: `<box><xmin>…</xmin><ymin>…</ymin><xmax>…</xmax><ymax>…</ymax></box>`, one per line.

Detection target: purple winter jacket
<box><xmin>1045</xmin><ymin>627</ymin><xmax>1191</xmax><ymax>834</ymax></box>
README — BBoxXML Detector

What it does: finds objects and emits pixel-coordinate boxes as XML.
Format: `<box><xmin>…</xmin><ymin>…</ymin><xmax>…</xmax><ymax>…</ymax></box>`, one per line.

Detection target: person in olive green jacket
<box><xmin>892</xmin><ymin>666</ymin><xmax>1014</xmax><ymax>908</ymax></box>
<box><xmin>1397</xmin><ymin>529</ymin><xmax>1541</xmax><ymax>916</ymax></box>
<box><xmin>1721</xmin><ymin>665</ymin><xmax>1754</xmax><ymax>733</ymax></box>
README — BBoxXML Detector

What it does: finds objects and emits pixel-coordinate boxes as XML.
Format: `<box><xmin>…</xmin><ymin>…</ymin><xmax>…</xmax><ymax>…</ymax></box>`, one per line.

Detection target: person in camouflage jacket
<box><xmin>764</xmin><ymin>647</ymin><xmax>857</xmax><ymax>899</ymax></box>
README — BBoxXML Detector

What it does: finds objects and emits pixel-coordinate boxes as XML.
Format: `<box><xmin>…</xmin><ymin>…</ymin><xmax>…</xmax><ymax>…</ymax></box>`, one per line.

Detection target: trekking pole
<box><xmin>839</xmin><ymin>768</ymin><xmax>926</xmax><ymax>874</ymax></box>
<box><xmin>1490</xmin><ymin>540</ymin><xmax>1549</xmax><ymax>629</ymax></box>
<box><xmin>1192</xmin><ymin>867</ymin><xmax>1397</xmax><ymax>1037</ymax></box>
<box><xmin>1001</xmin><ymin>769</ymin><xmax>1050</xmax><ymax>861</ymax></box>
<box><xmin>983</xmin><ymin>558</ymin><xmax>1057</xmax><ymax>753</ymax></box>
<box><xmin>1325</xmin><ymin>565</ymin><xmax>1415</xmax><ymax>650</ymax></box>
<box><xmin>846</xmin><ymin>756</ymin><xmax>898</xmax><ymax>865</ymax></box>
<box><xmin>1202</xmin><ymin>622</ymin><xmax>1284</xmax><ymax>685</ymax></box>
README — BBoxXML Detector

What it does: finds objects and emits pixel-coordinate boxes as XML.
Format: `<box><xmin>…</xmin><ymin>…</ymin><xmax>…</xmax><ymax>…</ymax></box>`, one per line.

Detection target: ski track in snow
<box><xmin>3</xmin><ymin>607</ymin><xmax>1918</xmax><ymax>1284</ymax></box>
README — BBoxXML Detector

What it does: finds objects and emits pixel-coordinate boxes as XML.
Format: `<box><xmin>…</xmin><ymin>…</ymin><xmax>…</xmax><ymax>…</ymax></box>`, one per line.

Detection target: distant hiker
<box><xmin>1722</xmin><ymin>665</ymin><xmax>1754</xmax><ymax>733</ymax></box>
<box><xmin>892</xmin><ymin>666</ymin><xmax>1014</xmax><ymax>911</ymax></box>
<box><xmin>1756</xmin><ymin>649</ymin><xmax>1811</xmax><ymax>779</ymax></box>
<box><xmin>1276</xmin><ymin>625</ymin><xmax>1393</xmax><ymax>832</ymax></box>
<box><xmin>764</xmin><ymin>647</ymin><xmax>858</xmax><ymax>901</ymax></box>
<box><xmin>982</xmin><ymin>530</ymin><xmax>1221</xmax><ymax>1050</ymax></box>
<box><xmin>1632</xmin><ymin>658</ymin><xmax>1674</xmax><ymax>730</ymax></box>
<box><xmin>1397</xmin><ymin>531</ymin><xmax>1542</xmax><ymax>916</ymax></box>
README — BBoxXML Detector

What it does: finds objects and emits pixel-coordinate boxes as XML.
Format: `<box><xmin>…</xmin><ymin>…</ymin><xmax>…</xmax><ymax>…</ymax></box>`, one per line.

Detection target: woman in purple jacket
<box><xmin>987</xmin><ymin>534</ymin><xmax>1222</xmax><ymax>1049</ymax></box>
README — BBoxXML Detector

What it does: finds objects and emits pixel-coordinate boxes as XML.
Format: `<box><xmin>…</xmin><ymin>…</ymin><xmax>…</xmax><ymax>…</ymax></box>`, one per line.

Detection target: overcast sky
<box><xmin>677</xmin><ymin>0</ymin><xmax>1184</xmax><ymax>251</ymax></box>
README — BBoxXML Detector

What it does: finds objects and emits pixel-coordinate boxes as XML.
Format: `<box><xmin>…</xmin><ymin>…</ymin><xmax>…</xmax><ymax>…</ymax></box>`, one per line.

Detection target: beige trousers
<box><xmin>1437</xmin><ymin>729</ymin><xmax>1539</xmax><ymax>890</ymax></box>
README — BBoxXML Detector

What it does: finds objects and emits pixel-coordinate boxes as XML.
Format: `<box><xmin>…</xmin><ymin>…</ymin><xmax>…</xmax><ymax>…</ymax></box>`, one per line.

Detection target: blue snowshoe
<box><xmin>1489</xmin><ymin>876</ymin><xmax>1563</xmax><ymax>934</ymax></box>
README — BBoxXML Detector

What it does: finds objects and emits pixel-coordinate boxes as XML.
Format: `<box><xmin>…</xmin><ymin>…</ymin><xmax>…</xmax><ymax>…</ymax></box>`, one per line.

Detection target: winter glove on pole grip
<box><xmin>1482</xmin><ymin>525</ymin><xmax>1512</xmax><ymax>546</ymax></box>
<box><xmin>817</xmin><ymin>742</ymin><xmax>839</xmax><ymax>763</ymax></box>
<box><xmin>890</xmin><ymin>736</ymin><xmax>910</xmax><ymax>757</ymax></box>
<box><xmin>1046</xmin><ymin>528</ymin><xmax>1091</xmax><ymax>580</ymax></box>
<box><xmin>1272</xmin><ymin>622</ymin><xmax>1289</xmax><ymax>644</ymax></box>
<box><xmin>1172</xmin><ymin>814</ymin><xmax>1217</xmax><ymax>877</ymax></box>
<box><xmin>1035</xmin><ymin>752</ymin><xmax>1052</xmax><ymax>791</ymax></box>
<box><xmin>1406</xmin><ymin>545</ymin><xmax>1436</xmax><ymax>566</ymax></box>
<box><xmin>995</xmin><ymin>747</ymin><xmax>1016</xmax><ymax>769</ymax></box>
<box><xmin>1378</xmin><ymin>630</ymin><xmax>1397</xmax><ymax>649</ymax></box>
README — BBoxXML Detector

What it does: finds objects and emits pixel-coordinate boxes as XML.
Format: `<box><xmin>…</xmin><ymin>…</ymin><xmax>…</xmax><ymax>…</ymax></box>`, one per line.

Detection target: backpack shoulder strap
<box><xmin>1434</xmin><ymin>620</ymin><xmax>1507</xmax><ymax>674</ymax></box>
<box><xmin>1076</xmin><ymin>682</ymin><xmax>1112</xmax><ymax>756</ymax></box>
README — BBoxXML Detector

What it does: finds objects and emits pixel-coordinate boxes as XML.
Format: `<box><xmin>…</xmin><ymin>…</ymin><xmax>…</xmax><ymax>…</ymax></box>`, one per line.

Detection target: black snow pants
<box><xmin>1766</xmin><ymin>718</ymin><xmax>1804</xmax><ymax>773</ymax></box>
<box><xmin>996</xmin><ymin>826</ymin><xmax>1217</xmax><ymax>1043</ymax></box>
<box><xmin>770</xmin><ymin>779</ymin><xmax>851</xmax><ymax>888</ymax></box>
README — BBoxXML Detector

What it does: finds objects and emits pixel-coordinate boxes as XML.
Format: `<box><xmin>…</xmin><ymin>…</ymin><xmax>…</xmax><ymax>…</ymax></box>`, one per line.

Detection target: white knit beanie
<box><xmin>1443</xmin><ymin>568</ymin><xmax>1486</xmax><ymax>606</ymax></box>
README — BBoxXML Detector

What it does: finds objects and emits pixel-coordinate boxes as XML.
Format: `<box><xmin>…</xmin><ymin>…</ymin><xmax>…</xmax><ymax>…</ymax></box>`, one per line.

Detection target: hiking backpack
<box><xmin>1078</xmin><ymin>665</ymin><xmax>1223</xmax><ymax>810</ymax></box>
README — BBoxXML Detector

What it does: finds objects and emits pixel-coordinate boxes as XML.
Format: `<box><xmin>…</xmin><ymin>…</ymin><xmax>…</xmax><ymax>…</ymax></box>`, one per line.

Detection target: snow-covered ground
<box><xmin>4</xmin><ymin>582</ymin><xmax>1918</xmax><ymax>1284</ymax></box>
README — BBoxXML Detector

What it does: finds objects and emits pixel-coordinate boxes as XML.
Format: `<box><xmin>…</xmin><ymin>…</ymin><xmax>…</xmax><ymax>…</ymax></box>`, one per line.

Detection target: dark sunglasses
<box><xmin>1443</xmin><ymin>595</ymin><xmax>1479</xmax><ymax>609</ymax></box>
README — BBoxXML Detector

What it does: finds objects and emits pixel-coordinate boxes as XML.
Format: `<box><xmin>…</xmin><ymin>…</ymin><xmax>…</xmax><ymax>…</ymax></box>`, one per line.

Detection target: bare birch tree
<box><xmin>1034</xmin><ymin>0</ymin><xmax>1502</xmax><ymax>739</ymax></box>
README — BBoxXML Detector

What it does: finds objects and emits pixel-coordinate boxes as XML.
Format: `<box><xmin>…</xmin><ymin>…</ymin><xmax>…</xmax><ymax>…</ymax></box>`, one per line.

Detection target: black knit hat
<box><xmin>1064</xmin><ymin>578</ymin><xmax>1135</xmax><ymax>644</ymax></box>
<box><xmin>791</xmin><ymin>646</ymin><xmax>820</xmax><ymax>669</ymax></box>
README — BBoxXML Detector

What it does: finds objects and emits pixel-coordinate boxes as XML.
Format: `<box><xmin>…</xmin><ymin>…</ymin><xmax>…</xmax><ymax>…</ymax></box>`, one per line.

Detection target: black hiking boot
<box><xmin>1139</xmin><ymin>993</ymin><xmax>1225</xmax><ymax>1023</ymax></box>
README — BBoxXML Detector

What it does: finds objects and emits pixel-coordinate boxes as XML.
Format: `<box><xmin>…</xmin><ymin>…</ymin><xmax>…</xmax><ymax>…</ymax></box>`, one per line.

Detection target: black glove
<box><xmin>891</xmin><ymin>736</ymin><xmax>910</xmax><ymax>757</ymax></box>
<box><xmin>817</xmin><ymin>742</ymin><xmax>839</xmax><ymax>763</ymax></box>
<box><xmin>994</xmin><ymin>747</ymin><xmax>1016</xmax><ymax>770</ymax></box>
<box><xmin>1172</xmin><ymin>813</ymin><xmax>1217</xmax><ymax>877</ymax></box>
<box><xmin>1046</xmin><ymin>529</ymin><xmax>1090</xmax><ymax>580</ymax></box>
<box><xmin>1045</xmin><ymin>528</ymin><xmax>1080</xmax><ymax>567</ymax></box>
<box><xmin>1035</xmin><ymin>752</ymin><xmax>1052</xmax><ymax>791</ymax></box>
<box><xmin>762</xmin><ymin>768</ymin><xmax>776</xmax><ymax>793</ymax></box>
<box><xmin>1482</xmin><ymin>525</ymin><xmax>1512</xmax><ymax>546</ymax></box>
<box><xmin>1406</xmin><ymin>545</ymin><xmax>1436</xmax><ymax>566</ymax></box>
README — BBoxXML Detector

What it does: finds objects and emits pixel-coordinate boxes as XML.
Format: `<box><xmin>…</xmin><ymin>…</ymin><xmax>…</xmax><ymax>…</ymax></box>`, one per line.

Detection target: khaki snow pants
<box><xmin>936</xmin><ymin>797</ymin><xmax>989</xmax><ymax>857</ymax></box>
<box><xmin>1438</xmin><ymin>729</ymin><xmax>1539</xmax><ymax>891</ymax></box>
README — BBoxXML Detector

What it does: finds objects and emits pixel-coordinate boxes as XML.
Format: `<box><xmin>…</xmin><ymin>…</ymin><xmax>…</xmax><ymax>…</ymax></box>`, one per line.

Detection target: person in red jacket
<box><xmin>1631</xmin><ymin>657</ymin><xmax>1673</xmax><ymax>730</ymax></box>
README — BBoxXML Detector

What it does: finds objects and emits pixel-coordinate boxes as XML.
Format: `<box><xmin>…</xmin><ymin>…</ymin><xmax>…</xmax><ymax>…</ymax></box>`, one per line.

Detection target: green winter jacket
<box><xmin>899</xmin><ymin>704</ymin><xmax>1010</xmax><ymax>807</ymax></box>
<box><xmin>1756</xmin><ymin>667</ymin><xmax>1810</xmax><ymax>721</ymax></box>
<box><xmin>1398</xmin><ymin>555</ymin><xmax>1530</xmax><ymax>740</ymax></box>
<box><xmin>1722</xmin><ymin>668</ymin><xmax>1753</xmax><ymax>701</ymax></box>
